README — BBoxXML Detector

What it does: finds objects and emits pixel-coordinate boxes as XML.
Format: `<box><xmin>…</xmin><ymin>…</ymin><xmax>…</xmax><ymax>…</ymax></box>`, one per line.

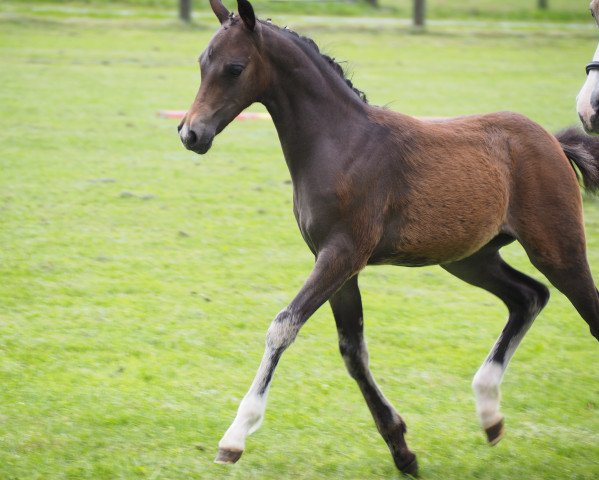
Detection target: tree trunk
<box><xmin>179</xmin><ymin>0</ymin><xmax>192</xmax><ymax>22</ymax></box>
<box><xmin>365</xmin><ymin>0</ymin><xmax>379</xmax><ymax>6</ymax></box>
<box><xmin>538</xmin><ymin>0</ymin><xmax>548</xmax><ymax>9</ymax></box>
<box><xmin>413</xmin><ymin>0</ymin><xmax>425</xmax><ymax>27</ymax></box>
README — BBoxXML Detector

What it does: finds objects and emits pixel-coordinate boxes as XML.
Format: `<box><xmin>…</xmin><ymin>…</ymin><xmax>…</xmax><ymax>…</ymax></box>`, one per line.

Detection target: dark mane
<box><xmin>259</xmin><ymin>19</ymin><xmax>368</xmax><ymax>104</ymax></box>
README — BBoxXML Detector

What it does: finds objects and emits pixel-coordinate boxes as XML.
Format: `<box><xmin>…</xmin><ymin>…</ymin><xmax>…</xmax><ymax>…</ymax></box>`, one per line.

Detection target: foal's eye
<box><xmin>227</xmin><ymin>64</ymin><xmax>245</xmax><ymax>77</ymax></box>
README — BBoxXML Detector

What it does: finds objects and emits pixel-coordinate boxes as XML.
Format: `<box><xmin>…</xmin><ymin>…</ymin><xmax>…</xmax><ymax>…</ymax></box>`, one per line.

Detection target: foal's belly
<box><xmin>370</xmin><ymin>157</ymin><xmax>510</xmax><ymax>266</ymax></box>
<box><xmin>372</xmin><ymin>216</ymin><xmax>505</xmax><ymax>267</ymax></box>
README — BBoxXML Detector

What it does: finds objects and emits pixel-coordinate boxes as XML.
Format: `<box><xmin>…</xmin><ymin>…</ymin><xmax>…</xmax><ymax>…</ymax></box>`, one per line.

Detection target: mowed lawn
<box><xmin>1</xmin><ymin>5</ymin><xmax>598</xmax><ymax>480</ymax></box>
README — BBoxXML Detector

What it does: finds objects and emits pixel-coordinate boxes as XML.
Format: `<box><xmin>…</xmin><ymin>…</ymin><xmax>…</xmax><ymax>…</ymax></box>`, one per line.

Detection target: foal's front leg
<box><xmin>215</xmin><ymin>246</ymin><xmax>359</xmax><ymax>464</ymax></box>
<box><xmin>330</xmin><ymin>276</ymin><xmax>418</xmax><ymax>476</ymax></box>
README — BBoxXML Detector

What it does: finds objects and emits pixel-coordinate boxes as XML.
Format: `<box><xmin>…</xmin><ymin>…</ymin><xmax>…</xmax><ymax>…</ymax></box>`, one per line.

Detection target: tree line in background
<box><xmin>179</xmin><ymin>1</ymin><xmax>551</xmax><ymax>26</ymax></box>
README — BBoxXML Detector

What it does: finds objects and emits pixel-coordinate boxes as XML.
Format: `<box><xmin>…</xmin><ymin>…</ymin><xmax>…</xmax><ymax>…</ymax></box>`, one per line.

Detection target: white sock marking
<box><xmin>218</xmin><ymin>391</ymin><xmax>268</xmax><ymax>452</ymax></box>
<box><xmin>219</xmin><ymin>308</ymin><xmax>299</xmax><ymax>452</ymax></box>
<box><xmin>472</xmin><ymin>361</ymin><xmax>504</xmax><ymax>429</ymax></box>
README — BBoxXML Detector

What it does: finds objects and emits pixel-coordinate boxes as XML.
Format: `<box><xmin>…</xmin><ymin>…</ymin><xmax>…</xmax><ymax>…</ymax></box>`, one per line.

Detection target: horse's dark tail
<box><xmin>556</xmin><ymin>127</ymin><xmax>599</xmax><ymax>193</ymax></box>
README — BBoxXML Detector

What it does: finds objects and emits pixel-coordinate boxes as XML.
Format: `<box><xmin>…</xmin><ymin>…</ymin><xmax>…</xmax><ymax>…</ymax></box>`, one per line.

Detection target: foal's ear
<box><xmin>237</xmin><ymin>0</ymin><xmax>256</xmax><ymax>32</ymax></box>
<box><xmin>210</xmin><ymin>0</ymin><xmax>230</xmax><ymax>24</ymax></box>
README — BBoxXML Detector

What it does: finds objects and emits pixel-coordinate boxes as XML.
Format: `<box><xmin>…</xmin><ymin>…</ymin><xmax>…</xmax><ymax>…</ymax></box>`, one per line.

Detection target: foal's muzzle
<box><xmin>179</xmin><ymin>121</ymin><xmax>215</xmax><ymax>155</ymax></box>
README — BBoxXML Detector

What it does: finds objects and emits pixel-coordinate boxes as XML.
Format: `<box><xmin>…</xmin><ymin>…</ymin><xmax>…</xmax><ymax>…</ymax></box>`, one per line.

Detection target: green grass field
<box><xmin>1</xmin><ymin>2</ymin><xmax>598</xmax><ymax>479</ymax></box>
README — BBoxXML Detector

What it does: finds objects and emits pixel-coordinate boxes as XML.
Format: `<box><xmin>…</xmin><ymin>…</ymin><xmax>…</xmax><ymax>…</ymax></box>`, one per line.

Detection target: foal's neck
<box><xmin>258</xmin><ymin>26</ymin><xmax>369</xmax><ymax>179</ymax></box>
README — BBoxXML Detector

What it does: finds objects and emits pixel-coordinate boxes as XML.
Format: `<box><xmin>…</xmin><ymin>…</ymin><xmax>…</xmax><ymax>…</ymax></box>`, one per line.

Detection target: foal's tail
<box><xmin>556</xmin><ymin>127</ymin><xmax>599</xmax><ymax>192</ymax></box>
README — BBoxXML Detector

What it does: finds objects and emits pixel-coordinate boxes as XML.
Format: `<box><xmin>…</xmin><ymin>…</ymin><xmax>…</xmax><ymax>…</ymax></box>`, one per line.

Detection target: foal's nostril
<box><xmin>185</xmin><ymin>130</ymin><xmax>198</xmax><ymax>148</ymax></box>
<box><xmin>177</xmin><ymin>123</ymin><xmax>183</xmax><ymax>133</ymax></box>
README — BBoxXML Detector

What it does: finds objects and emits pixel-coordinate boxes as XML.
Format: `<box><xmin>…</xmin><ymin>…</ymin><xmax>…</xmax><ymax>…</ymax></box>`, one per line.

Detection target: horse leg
<box><xmin>442</xmin><ymin>249</ymin><xmax>550</xmax><ymax>444</ymax></box>
<box><xmin>329</xmin><ymin>275</ymin><xmax>418</xmax><ymax>475</ymax></box>
<box><xmin>525</xmin><ymin>255</ymin><xmax>599</xmax><ymax>341</ymax></box>
<box><xmin>514</xmin><ymin>200</ymin><xmax>599</xmax><ymax>341</ymax></box>
<box><xmin>215</xmin><ymin>245</ymin><xmax>360</xmax><ymax>464</ymax></box>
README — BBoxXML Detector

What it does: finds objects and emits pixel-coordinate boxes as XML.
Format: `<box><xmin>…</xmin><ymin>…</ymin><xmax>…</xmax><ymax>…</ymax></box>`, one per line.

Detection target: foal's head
<box><xmin>179</xmin><ymin>0</ymin><xmax>268</xmax><ymax>154</ymax></box>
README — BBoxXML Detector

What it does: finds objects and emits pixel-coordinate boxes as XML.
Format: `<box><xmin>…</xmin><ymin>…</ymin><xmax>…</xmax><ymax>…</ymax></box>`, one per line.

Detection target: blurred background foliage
<box><xmin>2</xmin><ymin>0</ymin><xmax>594</xmax><ymax>22</ymax></box>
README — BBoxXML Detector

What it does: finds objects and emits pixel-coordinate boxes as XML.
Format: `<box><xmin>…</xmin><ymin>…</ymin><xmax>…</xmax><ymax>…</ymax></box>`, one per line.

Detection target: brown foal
<box><xmin>178</xmin><ymin>0</ymin><xmax>599</xmax><ymax>474</ymax></box>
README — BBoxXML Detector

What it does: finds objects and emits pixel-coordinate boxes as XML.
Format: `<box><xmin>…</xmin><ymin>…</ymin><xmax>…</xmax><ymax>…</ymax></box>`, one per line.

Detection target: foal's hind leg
<box><xmin>329</xmin><ymin>276</ymin><xmax>418</xmax><ymax>475</ymax></box>
<box><xmin>513</xmin><ymin>192</ymin><xmax>599</xmax><ymax>341</ymax></box>
<box><xmin>520</xmin><ymin>239</ymin><xmax>599</xmax><ymax>341</ymax></box>
<box><xmin>442</xmin><ymin>249</ymin><xmax>550</xmax><ymax>444</ymax></box>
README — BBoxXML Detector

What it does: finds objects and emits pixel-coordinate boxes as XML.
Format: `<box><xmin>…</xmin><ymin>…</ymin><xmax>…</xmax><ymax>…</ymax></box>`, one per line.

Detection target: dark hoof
<box><xmin>485</xmin><ymin>418</ymin><xmax>505</xmax><ymax>446</ymax></box>
<box><xmin>398</xmin><ymin>454</ymin><xmax>419</xmax><ymax>477</ymax></box>
<box><xmin>214</xmin><ymin>448</ymin><xmax>243</xmax><ymax>464</ymax></box>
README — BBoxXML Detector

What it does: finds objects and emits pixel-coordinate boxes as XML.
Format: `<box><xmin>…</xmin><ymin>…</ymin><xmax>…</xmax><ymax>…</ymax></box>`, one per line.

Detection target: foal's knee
<box><xmin>266</xmin><ymin>307</ymin><xmax>301</xmax><ymax>350</ymax></box>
